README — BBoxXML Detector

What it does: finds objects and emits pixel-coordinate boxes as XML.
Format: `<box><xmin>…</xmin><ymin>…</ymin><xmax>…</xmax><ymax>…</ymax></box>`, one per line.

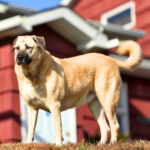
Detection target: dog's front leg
<box><xmin>50</xmin><ymin>102</ymin><xmax>63</xmax><ymax>146</ymax></box>
<box><xmin>26</xmin><ymin>106</ymin><xmax>38</xmax><ymax>143</ymax></box>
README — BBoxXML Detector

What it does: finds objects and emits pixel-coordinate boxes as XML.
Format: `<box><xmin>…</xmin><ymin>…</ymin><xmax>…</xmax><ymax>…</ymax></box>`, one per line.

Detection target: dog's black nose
<box><xmin>17</xmin><ymin>54</ymin><xmax>24</xmax><ymax>61</ymax></box>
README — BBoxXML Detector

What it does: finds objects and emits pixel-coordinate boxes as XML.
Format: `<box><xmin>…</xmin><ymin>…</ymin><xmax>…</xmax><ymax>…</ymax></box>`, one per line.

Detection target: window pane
<box><xmin>107</xmin><ymin>8</ymin><xmax>131</xmax><ymax>26</ymax></box>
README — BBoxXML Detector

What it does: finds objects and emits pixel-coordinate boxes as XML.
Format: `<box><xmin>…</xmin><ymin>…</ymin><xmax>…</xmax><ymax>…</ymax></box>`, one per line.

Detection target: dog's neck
<box><xmin>25</xmin><ymin>64</ymin><xmax>41</xmax><ymax>79</ymax></box>
<box><xmin>21</xmin><ymin>59</ymin><xmax>43</xmax><ymax>79</ymax></box>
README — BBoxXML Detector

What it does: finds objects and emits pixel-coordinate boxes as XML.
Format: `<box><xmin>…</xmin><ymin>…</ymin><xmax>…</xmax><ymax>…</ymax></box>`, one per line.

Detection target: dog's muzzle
<box><xmin>16</xmin><ymin>54</ymin><xmax>32</xmax><ymax>65</ymax></box>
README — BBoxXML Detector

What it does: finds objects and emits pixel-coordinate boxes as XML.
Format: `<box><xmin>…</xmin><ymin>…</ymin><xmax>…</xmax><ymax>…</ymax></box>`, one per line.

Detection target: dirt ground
<box><xmin>0</xmin><ymin>140</ymin><xmax>150</xmax><ymax>150</ymax></box>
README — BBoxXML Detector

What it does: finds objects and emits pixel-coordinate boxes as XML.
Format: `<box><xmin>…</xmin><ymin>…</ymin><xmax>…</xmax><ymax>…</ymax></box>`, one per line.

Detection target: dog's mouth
<box><xmin>17</xmin><ymin>59</ymin><xmax>32</xmax><ymax>65</ymax></box>
<box><xmin>16</xmin><ymin>54</ymin><xmax>32</xmax><ymax>65</ymax></box>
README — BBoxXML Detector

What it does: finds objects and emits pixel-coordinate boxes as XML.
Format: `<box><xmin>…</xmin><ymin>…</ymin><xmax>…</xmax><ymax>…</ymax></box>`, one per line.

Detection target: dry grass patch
<box><xmin>0</xmin><ymin>140</ymin><xmax>150</xmax><ymax>150</ymax></box>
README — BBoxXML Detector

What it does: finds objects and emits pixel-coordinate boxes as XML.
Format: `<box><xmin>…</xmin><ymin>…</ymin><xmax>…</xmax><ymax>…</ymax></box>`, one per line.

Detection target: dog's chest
<box><xmin>22</xmin><ymin>82</ymin><xmax>43</xmax><ymax>100</ymax></box>
<box><xmin>21</xmin><ymin>82</ymin><xmax>49</xmax><ymax>110</ymax></box>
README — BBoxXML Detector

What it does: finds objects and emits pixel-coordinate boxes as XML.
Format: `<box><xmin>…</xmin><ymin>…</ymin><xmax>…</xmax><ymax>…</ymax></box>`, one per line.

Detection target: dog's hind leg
<box><xmin>103</xmin><ymin>104</ymin><xmax>120</xmax><ymax>144</ymax></box>
<box><xmin>87</xmin><ymin>96</ymin><xmax>110</xmax><ymax>144</ymax></box>
<box><xmin>95</xmin><ymin>75</ymin><xmax>121</xmax><ymax>144</ymax></box>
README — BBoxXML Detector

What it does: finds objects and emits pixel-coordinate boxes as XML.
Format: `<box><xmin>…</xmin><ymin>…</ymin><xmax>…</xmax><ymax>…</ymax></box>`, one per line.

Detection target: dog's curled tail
<box><xmin>115</xmin><ymin>40</ymin><xmax>142</xmax><ymax>71</ymax></box>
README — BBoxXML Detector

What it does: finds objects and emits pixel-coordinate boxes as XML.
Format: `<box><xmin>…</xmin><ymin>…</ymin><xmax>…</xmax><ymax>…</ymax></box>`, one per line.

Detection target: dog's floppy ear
<box><xmin>32</xmin><ymin>35</ymin><xmax>46</xmax><ymax>50</ymax></box>
<box><xmin>11</xmin><ymin>37</ymin><xmax>18</xmax><ymax>53</ymax></box>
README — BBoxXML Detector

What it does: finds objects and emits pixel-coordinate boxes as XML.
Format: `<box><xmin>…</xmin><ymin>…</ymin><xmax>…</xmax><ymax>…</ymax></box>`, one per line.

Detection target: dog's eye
<box><xmin>16</xmin><ymin>46</ymin><xmax>19</xmax><ymax>50</ymax></box>
<box><xmin>26</xmin><ymin>46</ymin><xmax>31</xmax><ymax>49</ymax></box>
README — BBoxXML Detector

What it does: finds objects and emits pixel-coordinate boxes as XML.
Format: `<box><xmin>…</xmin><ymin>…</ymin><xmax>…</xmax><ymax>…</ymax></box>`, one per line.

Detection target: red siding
<box><xmin>0</xmin><ymin>92</ymin><xmax>20</xmax><ymax>116</ymax></box>
<box><xmin>0</xmin><ymin>117</ymin><xmax>21</xmax><ymax>142</ymax></box>
<box><xmin>123</xmin><ymin>76</ymin><xmax>150</xmax><ymax>100</ymax></box>
<box><xmin>135</xmin><ymin>9</ymin><xmax>150</xmax><ymax>28</ymax></box>
<box><xmin>123</xmin><ymin>76</ymin><xmax>150</xmax><ymax>140</ymax></box>
<box><xmin>0</xmin><ymin>38</ymin><xmax>21</xmax><ymax>143</ymax></box>
<box><xmin>135</xmin><ymin>0</ymin><xmax>150</xmax><ymax>15</ymax></box>
<box><xmin>77</xmin><ymin>105</ymin><xmax>100</xmax><ymax>142</ymax></box>
<box><xmin>0</xmin><ymin>68</ymin><xmax>18</xmax><ymax>93</ymax></box>
<box><xmin>0</xmin><ymin>45</ymin><xmax>14</xmax><ymax>69</ymax></box>
<box><xmin>73</xmin><ymin>0</ymin><xmax>129</xmax><ymax>21</ymax></box>
<box><xmin>135</xmin><ymin>0</ymin><xmax>150</xmax><ymax>57</ymax></box>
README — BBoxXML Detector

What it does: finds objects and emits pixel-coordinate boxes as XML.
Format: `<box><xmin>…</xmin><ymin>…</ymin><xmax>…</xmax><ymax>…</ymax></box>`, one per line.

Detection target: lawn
<box><xmin>0</xmin><ymin>140</ymin><xmax>150</xmax><ymax>150</ymax></box>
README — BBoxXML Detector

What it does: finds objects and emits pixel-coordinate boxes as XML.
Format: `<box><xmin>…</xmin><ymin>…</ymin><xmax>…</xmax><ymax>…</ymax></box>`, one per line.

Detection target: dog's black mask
<box><xmin>16</xmin><ymin>53</ymin><xmax>32</xmax><ymax>65</ymax></box>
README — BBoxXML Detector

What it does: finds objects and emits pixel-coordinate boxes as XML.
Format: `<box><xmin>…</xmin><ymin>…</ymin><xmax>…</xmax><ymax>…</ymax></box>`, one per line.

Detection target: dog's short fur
<box><xmin>12</xmin><ymin>35</ymin><xmax>142</xmax><ymax>145</ymax></box>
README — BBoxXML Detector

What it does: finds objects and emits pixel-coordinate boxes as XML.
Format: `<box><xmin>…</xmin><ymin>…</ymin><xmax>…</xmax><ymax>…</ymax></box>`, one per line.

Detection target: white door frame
<box><xmin>116</xmin><ymin>82</ymin><xmax>130</xmax><ymax>134</ymax></box>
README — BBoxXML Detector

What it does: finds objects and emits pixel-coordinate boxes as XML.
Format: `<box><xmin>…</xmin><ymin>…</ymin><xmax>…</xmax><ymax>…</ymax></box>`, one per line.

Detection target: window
<box><xmin>101</xmin><ymin>1</ymin><xmax>136</xmax><ymax>29</ymax></box>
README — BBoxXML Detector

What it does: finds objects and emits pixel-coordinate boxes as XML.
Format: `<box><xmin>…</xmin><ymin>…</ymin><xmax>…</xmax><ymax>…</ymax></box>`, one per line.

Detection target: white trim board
<box><xmin>116</xmin><ymin>82</ymin><xmax>130</xmax><ymax>135</ymax></box>
<box><xmin>25</xmin><ymin>7</ymin><xmax>105</xmax><ymax>41</ymax></box>
<box><xmin>60</xmin><ymin>0</ymin><xmax>72</xmax><ymax>6</ymax></box>
<box><xmin>0</xmin><ymin>3</ymin><xmax>8</xmax><ymax>13</ymax></box>
<box><xmin>0</xmin><ymin>15</ymin><xmax>22</xmax><ymax>31</ymax></box>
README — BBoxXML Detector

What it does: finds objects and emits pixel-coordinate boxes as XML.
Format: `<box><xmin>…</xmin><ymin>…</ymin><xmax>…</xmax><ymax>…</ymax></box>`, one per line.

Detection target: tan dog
<box><xmin>12</xmin><ymin>35</ymin><xmax>142</xmax><ymax>145</ymax></box>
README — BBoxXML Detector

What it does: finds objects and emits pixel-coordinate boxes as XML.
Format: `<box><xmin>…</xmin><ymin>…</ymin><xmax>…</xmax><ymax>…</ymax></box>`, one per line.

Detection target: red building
<box><xmin>0</xmin><ymin>0</ymin><xmax>149</xmax><ymax>143</ymax></box>
<box><xmin>73</xmin><ymin>0</ymin><xmax>150</xmax><ymax>141</ymax></box>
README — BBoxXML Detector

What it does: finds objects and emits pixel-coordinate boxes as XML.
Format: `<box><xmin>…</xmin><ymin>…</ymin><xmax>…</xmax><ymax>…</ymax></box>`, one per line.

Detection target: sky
<box><xmin>0</xmin><ymin>0</ymin><xmax>62</xmax><ymax>11</ymax></box>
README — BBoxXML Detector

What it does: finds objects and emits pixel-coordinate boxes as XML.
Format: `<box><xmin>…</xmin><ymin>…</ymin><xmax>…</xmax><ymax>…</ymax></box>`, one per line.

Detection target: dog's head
<box><xmin>11</xmin><ymin>35</ymin><xmax>46</xmax><ymax>65</ymax></box>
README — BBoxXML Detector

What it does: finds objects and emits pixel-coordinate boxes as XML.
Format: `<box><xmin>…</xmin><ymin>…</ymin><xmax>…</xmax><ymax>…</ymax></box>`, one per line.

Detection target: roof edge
<box><xmin>88</xmin><ymin>20</ymin><xmax>146</xmax><ymax>39</ymax></box>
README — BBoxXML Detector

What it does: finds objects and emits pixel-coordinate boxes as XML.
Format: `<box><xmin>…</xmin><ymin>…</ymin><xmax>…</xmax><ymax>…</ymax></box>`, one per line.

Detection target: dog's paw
<box><xmin>55</xmin><ymin>143</ymin><xmax>63</xmax><ymax>147</ymax></box>
<box><xmin>26</xmin><ymin>140</ymin><xmax>33</xmax><ymax>143</ymax></box>
<box><xmin>98</xmin><ymin>140</ymin><xmax>107</xmax><ymax>145</ymax></box>
<box><xmin>110</xmin><ymin>140</ymin><xmax>117</xmax><ymax>145</ymax></box>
